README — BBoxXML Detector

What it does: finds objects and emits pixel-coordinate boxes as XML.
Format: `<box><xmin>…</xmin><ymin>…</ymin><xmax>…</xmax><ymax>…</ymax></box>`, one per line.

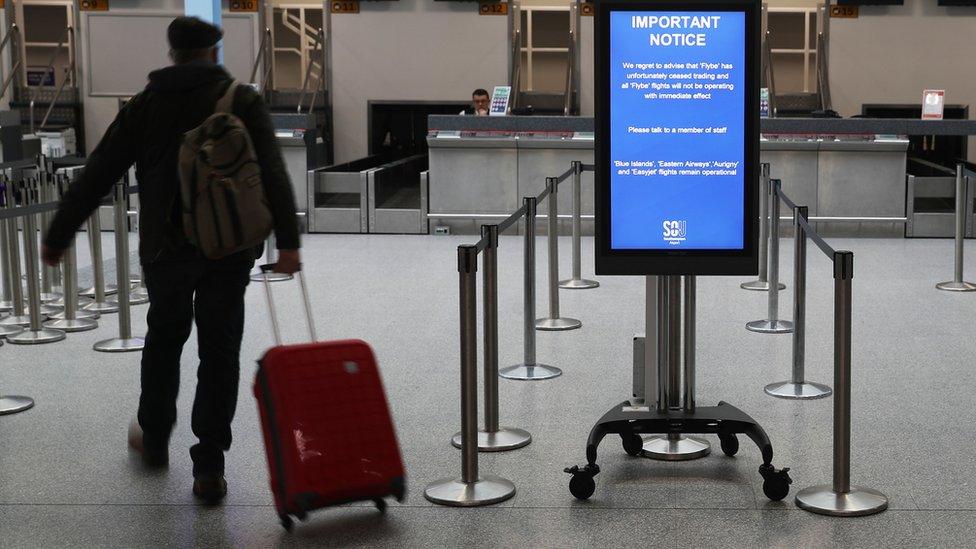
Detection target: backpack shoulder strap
<box><xmin>215</xmin><ymin>80</ymin><xmax>238</xmax><ymax>114</ymax></box>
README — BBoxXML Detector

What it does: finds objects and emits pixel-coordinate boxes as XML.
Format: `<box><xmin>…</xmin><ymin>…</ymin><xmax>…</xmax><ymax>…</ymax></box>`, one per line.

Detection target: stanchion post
<box><xmin>425</xmin><ymin>245</ymin><xmax>516</xmax><ymax>507</ymax></box>
<box><xmin>452</xmin><ymin>225</ymin><xmax>531</xmax><ymax>452</ymax></box>
<box><xmin>742</xmin><ymin>163</ymin><xmax>782</xmax><ymax>291</ymax></box>
<box><xmin>764</xmin><ymin>206</ymin><xmax>831</xmax><ymax>399</ymax></box>
<box><xmin>500</xmin><ymin>196</ymin><xmax>561</xmax><ymax>380</ymax></box>
<box><xmin>560</xmin><ymin>161</ymin><xmax>599</xmax><ymax>290</ymax></box>
<box><xmin>93</xmin><ymin>182</ymin><xmax>145</xmax><ymax>352</ymax></box>
<box><xmin>8</xmin><ymin>178</ymin><xmax>66</xmax><ymax>345</ymax></box>
<box><xmin>37</xmin><ymin>157</ymin><xmax>61</xmax><ymax>303</ymax></box>
<box><xmin>44</xmin><ymin>231</ymin><xmax>98</xmax><ymax>332</ymax></box>
<box><xmin>937</xmin><ymin>164</ymin><xmax>975</xmax><ymax>291</ymax></box>
<box><xmin>795</xmin><ymin>251</ymin><xmax>888</xmax><ymax>516</ymax></box>
<box><xmin>0</xmin><ymin>180</ymin><xmax>28</xmax><ymax>334</ymax></box>
<box><xmin>0</xmin><ymin>190</ymin><xmax>12</xmax><ymax>312</ymax></box>
<box><xmin>537</xmin><ymin>177</ymin><xmax>581</xmax><ymax>331</ymax></box>
<box><xmin>746</xmin><ymin>179</ymin><xmax>793</xmax><ymax>334</ymax></box>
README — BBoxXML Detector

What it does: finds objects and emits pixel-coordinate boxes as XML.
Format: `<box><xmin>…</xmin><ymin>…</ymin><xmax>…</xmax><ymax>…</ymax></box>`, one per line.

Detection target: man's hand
<box><xmin>42</xmin><ymin>244</ymin><xmax>65</xmax><ymax>267</ymax></box>
<box><xmin>275</xmin><ymin>249</ymin><xmax>300</xmax><ymax>274</ymax></box>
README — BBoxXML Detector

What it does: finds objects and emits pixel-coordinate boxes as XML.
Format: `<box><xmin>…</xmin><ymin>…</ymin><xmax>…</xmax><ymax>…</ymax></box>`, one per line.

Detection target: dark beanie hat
<box><xmin>167</xmin><ymin>16</ymin><xmax>223</xmax><ymax>50</ymax></box>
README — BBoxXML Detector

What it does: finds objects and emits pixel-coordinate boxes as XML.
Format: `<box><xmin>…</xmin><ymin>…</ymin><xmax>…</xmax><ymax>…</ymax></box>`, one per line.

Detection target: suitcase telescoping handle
<box><xmin>260</xmin><ymin>263</ymin><xmax>318</xmax><ymax>345</ymax></box>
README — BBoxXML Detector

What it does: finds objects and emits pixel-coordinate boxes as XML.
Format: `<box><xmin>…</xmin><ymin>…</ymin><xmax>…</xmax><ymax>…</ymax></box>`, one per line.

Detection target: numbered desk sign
<box><xmin>229</xmin><ymin>0</ymin><xmax>259</xmax><ymax>12</ymax></box>
<box><xmin>489</xmin><ymin>86</ymin><xmax>511</xmax><ymax>116</ymax></box>
<box><xmin>922</xmin><ymin>90</ymin><xmax>945</xmax><ymax>120</ymax></box>
<box><xmin>595</xmin><ymin>0</ymin><xmax>760</xmax><ymax>275</ymax></box>
<box><xmin>79</xmin><ymin>0</ymin><xmax>109</xmax><ymax>10</ymax></box>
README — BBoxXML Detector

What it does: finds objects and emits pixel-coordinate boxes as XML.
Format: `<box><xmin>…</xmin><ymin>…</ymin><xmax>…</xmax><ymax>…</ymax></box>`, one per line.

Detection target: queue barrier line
<box><xmin>747</xmin><ymin>177</ymin><xmax>889</xmax><ymax>516</ymax></box>
<box><xmin>426</xmin><ymin>159</ymin><xmax>597</xmax><ymax>508</ymax></box>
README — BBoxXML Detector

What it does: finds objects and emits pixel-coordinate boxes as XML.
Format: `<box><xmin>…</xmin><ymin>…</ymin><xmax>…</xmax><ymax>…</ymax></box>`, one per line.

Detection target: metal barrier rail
<box><xmin>426</xmin><ymin>159</ymin><xmax>597</xmax><ymax>508</ymax></box>
<box><xmin>747</xmin><ymin>179</ymin><xmax>889</xmax><ymax>516</ymax></box>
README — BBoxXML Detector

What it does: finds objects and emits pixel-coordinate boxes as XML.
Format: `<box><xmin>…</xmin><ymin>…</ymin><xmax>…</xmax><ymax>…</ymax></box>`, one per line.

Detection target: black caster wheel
<box><xmin>621</xmin><ymin>433</ymin><xmax>644</xmax><ymax>457</ymax></box>
<box><xmin>569</xmin><ymin>474</ymin><xmax>596</xmax><ymax>500</ymax></box>
<box><xmin>760</xmin><ymin>467</ymin><xmax>792</xmax><ymax>501</ymax></box>
<box><xmin>279</xmin><ymin>515</ymin><xmax>293</xmax><ymax>532</ymax></box>
<box><xmin>374</xmin><ymin>498</ymin><xmax>388</xmax><ymax>513</ymax></box>
<box><xmin>719</xmin><ymin>434</ymin><xmax>739</xmax><ymax>457</ymax></box>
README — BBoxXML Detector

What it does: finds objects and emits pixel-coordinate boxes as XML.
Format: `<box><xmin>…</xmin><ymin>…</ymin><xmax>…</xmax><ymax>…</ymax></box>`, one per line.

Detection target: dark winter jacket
<box><xmin>45</xmin><ymin>60</ymin><xmax>300</xmax><ymax>262</ymax></box>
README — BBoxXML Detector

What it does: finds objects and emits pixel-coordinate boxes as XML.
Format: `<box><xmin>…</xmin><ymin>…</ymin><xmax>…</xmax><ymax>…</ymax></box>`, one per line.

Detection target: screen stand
<box><xmin>564</xmin><ymin>276</ymin><xmax>793</xmax><ymax>503</ymax></box>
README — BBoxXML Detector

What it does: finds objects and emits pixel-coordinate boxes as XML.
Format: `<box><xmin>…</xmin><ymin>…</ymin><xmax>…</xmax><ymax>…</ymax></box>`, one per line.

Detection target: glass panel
<box><xmin>767</xmin><ymin>12</ymin><xmax>804</xmax><ymax>50</ymax></box>
<box><xmin>532</xmin><ymin>11</ymin><xmax>570</xmax><ymax>49</ymax></box>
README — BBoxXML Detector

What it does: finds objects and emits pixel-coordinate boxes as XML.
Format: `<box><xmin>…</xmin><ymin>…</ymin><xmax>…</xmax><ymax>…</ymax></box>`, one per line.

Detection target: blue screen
<box><xmin>609</xmin><ymin>11</ymin><xmax>746</xmax><ymax>250</ymax></box>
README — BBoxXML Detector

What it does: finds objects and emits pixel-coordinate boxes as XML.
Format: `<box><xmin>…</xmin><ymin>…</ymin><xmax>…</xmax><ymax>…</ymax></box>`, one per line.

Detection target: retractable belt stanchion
<box><xmin>251</xmin><ymin>234</ymin><xmax>292</xmax><ymax>282</ymax></box>
<box><xmin>43</xmin><ymin>216</ymin><xmax>98</xmax><ymax>332</ymax></box>
<box><xmin>0</xmin><ymin>180</ymin><xmax>28</xmax><ymax>335</ymax></box>
<box><xmin>742</xmin><ymin>163</ymin><xmax>782</xmax><ymax>291</ymax></box>
<box><xmin>795</xmin><ymin>251</ymin><xmax>888</xmax><ymax>517</ymax></box>
<box><xmin>81</xmin><ymin>209</ymin><xmax>119</xmax><ymax>314</ymax></box>
<box><xmin>642</xmin><ymin>275</ymin><xmax>710</xmax><ymax>460</ymax></box>
<box><xmin>936</xmin><ymin>164</ymin><xmax>975</xmax><ymax>292</ymax></box>
<box><xmin>93</xmin><ymin>181</ymin><xmax>145</xmax><ymax>352</ymax></box>
<box><xmin>536</xmin><ymin>177</ymin><xmax>581</xmax><ymax>331</ymax></box>
<box><xmin>425</xmin><ymin>245</ymin><xmax>516</xmax><ymax>507</ymax></box>
<box><xmin>8</xmin><ymin>178</ymin><xmax>66</xmax><ymax>345</ymax></box>
<box><xmin>0</xmin><ymin>176</ymin><xmax>17</xmax><ymax>314</ymax></box>
<box><xmin>452</xmin><ymin>225</ymin><xmax>531</xmax><ymax>452</ymax></box>
<box><xmin>37</xmin><ymin>157</ymin><xmax>62</xmax><ymax>304</ymax></box>
<box><xmin>746</xmin><ymin>179</ymin><xmax>793</xmax><ymax>334</ymax></box>
<box><xmin>765</xmin><ymin>205</ymin><xmax>831</xmax><ymax>400</ymax></box>
<box><xmin>500</xmin><ymin>196</ymin><xmax>561</xmax><ymax>380</ymax></box>
<box><xmin>559</xmin><ymin>161</ymin><xmax>599</xmax><ymax>290</ymax></box>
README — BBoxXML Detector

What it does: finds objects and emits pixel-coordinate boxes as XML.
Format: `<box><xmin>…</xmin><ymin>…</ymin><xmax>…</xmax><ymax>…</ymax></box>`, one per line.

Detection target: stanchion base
<box><xmin>80</xmin><ymin>284</ymin><xmax>117</xmax><ymax>297</ymax></box>
<box><xmin>0</xmin><ymin>300</ymin><xmax>18</xmax><ymax>312</ymax></box>
<box><xmin>746</xmin><ymin>319</ymin><xmax>794</xmax><ymax>334</ymax></box>
<box><xmin>83</xmin><ymin>301</ymin><xmax>119</xmax><ymax>314</ymax></box>
<box><xmin>0</xmin><ymin>395</ymin><xmax>34</xmax><ymax>415</ymax></box>
<box><xmin>39</xmin><ymin>292</ymin><xmax>62</xmax><ymax>304</ymax></box>
<box><xmin>49</xmin><ymin>307</ymin><xmax>99</xmax><ymax>320</ymax></box>
<box><xmin>131</xmin><ymin>289</ymin><xmax>150</xmax><ymax>302</ymax></box>
<box><xmin>795</xmin><ymin>485</ymin><xmax>889</xmax><ymax>517</ymax></box>
<box><xmin>39</xmin><ymin>303</ymin><xmax>63</xmax><ymax>316</ymax></box>
<box><xmin>250</xmin><ymin>272</ymin><xmax>293</xmax><ymax>283</ymax></box>
<box><xmin>535</xmin><ymin>317</ymin><xmax>582</xmax><ymax>331</ymax></box>
<box><xmin>93</xmin><ymin>337</ymin><xmax>145</xmax><ymax>353</ymax></box>
<box><xmin>764</xmin><ymin>381</ymin><xmax>832</xmax><ymax>400</ymax></box>
<box><xmin>740</xmin><ymin>280</ymin><xmax>786</xmax><ymax>291</ymax></box>
<box><xmin>7</xmin><ymin>328</ymin><xmax>67</xmax><ymax>345</ymax></box>
<box><xmin>43</xmin><ymin>317</ymin><xmax>98</xmax><ymax>333</ymax></box>
<box><xmin>107</xmin><ymin>294</ymin><xmax>149</xmax><ymax>306</ymax></box>
<box><xmin>451</xmin><ymin>427</ymin><xmax>532</xmax><ymax>452</ymax></box>
<box><xmin>936</xmin><ymin>281</ymin><xmax>976</xmax><ymax>292</ymax></box>
<box><xmin>0</xmin><ymin>323</ymin><xmax>25</xmax><ymax>337</ymax></box>
<box><xmin>559</xmin><ymin>278</ymin><xmax>600</xmax><ymax>290</ymax></box>
<box><xmin>499</xmin><ymin>363</ymin><xmax>562</xmax><ymax>381</ymax></box>
<box><xmin>424</xmin><ymin>475</ymin><xmax>516</xmax><ymax>507</ymax></box>
<box><xmin>641</xmin><ymin>435</ymin><xmax>711</xmax><ymax>461</ymax></box>
<box><xmin>0</xmin><ymin>314</ymin><xmax>32</xmax><ymax>328</ymax></box>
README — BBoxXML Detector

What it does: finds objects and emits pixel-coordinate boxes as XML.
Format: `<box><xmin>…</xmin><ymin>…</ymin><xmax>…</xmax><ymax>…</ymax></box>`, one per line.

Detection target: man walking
<box><xmin>43</xmin><ymin>17</ymin><xmax>301</xmax><ymax>505</ymax></box>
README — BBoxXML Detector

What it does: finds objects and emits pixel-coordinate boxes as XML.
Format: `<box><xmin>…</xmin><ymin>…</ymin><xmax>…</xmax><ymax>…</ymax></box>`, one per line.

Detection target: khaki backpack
<box><xmin>178</xmin><ymin>80</ymin><xmax>273</xmax><ymax>259</ymax></box>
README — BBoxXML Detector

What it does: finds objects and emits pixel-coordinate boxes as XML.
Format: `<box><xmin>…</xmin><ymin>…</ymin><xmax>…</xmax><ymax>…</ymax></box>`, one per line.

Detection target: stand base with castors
<box><xmin>565</xmin><ymin>400</ymin><xmax>792</xmax><ymax>502</ymax></box>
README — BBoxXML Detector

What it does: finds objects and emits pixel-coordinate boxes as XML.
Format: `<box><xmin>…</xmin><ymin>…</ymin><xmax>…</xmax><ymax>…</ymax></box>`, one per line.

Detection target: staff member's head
<box><xmin>471</xmin><ymin>89</ymin><xmax>490</xmax><ymax>116</ymax></box>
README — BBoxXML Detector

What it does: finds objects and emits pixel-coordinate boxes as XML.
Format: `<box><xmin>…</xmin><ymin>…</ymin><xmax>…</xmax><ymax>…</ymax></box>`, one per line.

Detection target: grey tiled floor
<box><xmin>1</xmin><ymin>233</ymin><xmax>975</xmax><ymax>548</ymax></box>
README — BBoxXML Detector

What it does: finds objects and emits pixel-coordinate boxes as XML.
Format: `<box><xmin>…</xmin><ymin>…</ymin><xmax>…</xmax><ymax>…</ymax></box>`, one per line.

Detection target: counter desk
<box><xmin>428</xmin><ymin>116</ymin><xmax>976</xmax><ymax>237</ymax></box>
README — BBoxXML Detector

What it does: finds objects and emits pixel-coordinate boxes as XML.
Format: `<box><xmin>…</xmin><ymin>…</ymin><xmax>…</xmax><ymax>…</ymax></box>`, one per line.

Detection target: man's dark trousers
<box><xmin>137</xmin><ymin>248</ymin><xmax>254</xmax><ymax>476</ymax></box>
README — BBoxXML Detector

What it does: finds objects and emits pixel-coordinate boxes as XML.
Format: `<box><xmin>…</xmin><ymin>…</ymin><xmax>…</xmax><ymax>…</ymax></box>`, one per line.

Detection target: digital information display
<box><xmin>595</xmin><ymin>0</ymin><xmax>759</xmax><ymax>275</ymax></box>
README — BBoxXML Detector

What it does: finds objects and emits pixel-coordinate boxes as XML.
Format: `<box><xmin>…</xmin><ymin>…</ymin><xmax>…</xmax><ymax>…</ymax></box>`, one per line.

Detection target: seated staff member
<box><xmin>461</xmin><ymin>89</ymin><xmax>491</xmax><ymax>116</ymax></box>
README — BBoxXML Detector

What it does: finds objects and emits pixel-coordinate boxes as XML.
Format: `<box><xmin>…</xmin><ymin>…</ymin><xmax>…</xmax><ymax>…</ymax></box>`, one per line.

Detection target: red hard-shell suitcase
<box><xmin>253</xmin><ymin>265</ymin><xmax>406</xmax><ymax>531</ymax></box>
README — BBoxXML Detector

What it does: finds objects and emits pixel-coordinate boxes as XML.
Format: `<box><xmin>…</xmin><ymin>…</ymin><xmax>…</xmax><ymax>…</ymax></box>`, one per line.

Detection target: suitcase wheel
<box><xmin>279</xmin><ymin>515</ymin><xmax>293</xmax><ymax>532</ymax></box>
<box><xmin>374</xmin><ymin>499</ymin><xmax>387</xmax><ymax>514</ymax></box>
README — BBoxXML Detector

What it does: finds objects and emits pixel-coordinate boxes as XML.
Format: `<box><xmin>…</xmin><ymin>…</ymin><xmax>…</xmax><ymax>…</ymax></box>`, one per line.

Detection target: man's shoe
<box><xmin>128</xmin><ymin>420</ymin><xmax>169</xmax><ymax>469</ymax></box>
<box><xmin>193</xmin><ymin>474</ymin><xmax>228</xmax><ymax>506</ymax></box>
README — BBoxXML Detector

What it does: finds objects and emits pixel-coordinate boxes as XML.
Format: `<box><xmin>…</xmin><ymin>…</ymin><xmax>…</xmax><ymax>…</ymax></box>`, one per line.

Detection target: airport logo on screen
<box><xmin>608</xmin><ymin>10</ymin><xmax>745</xmax><ymax>252</ymax></box>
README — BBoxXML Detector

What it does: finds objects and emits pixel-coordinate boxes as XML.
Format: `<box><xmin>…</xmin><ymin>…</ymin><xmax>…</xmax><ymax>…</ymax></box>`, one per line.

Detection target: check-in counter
<box><xmin>427</xmin><ymin>115</ymin><xmax>934</xmax><ymax>237</ymax></box>
<box><xmin>272</xmin><ymin>113</ymin><xmax>325</xmax><ymax>219</ymax></box>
